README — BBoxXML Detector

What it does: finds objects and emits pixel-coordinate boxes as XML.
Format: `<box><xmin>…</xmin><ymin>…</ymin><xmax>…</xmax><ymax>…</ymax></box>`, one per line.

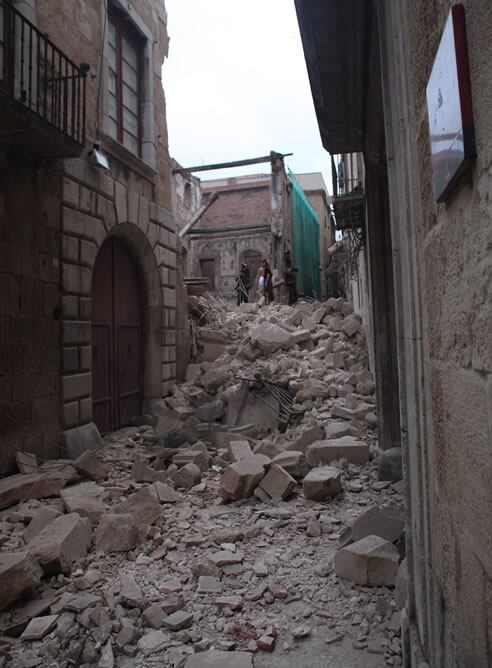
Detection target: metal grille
<box><xmin>0</xmin><ymin>0</ymin><xmax>86</xmax><ymax>145</ymax></box>
<box><xmin>237</xmin><ymin>372</ymin><xmax>303</xmax><ymax>431</ymax></box>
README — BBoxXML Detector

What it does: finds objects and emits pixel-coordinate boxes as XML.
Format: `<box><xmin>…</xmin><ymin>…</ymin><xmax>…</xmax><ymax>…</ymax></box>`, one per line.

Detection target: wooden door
<box><xmin>92</xmin><ymin>237</ymin><xmax>143</xmax><ymax>433</ymax></box>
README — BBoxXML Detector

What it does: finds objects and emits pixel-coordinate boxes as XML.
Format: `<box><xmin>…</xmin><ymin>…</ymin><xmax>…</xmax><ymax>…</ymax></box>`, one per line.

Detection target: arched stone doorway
<box><xmin>91</xmin><ymin>236</ymin><xmax>144</xmax><ymax>433</ymax></box>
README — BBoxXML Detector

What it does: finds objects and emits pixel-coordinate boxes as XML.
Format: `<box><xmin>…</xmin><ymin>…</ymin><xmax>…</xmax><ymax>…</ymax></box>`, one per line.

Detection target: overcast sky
<box><xmin>163</xmin><ymin>0</ymin><xmax>332</xmax><ymax>192</ymax></box>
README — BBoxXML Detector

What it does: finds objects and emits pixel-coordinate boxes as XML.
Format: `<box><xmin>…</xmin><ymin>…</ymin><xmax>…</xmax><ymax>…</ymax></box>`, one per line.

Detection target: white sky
<box><xmin>163</xmin><ymin>0</ymin><xmax>332</xmax><ymax>192</ymax></box>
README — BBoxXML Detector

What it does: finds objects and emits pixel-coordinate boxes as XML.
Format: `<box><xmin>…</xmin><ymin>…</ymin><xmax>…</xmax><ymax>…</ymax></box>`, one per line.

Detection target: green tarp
<box><xmin>289</xmin><ymin>171</ymin><xmax>320</xmax><ymax>298</ymax></box>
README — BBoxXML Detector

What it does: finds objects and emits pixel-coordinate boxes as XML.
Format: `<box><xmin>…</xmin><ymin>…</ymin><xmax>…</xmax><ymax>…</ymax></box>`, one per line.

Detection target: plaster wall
<box><xmin>380</xmin><ymin>1</ymin><xmax>492</xmax><ymax>665</ymax></box>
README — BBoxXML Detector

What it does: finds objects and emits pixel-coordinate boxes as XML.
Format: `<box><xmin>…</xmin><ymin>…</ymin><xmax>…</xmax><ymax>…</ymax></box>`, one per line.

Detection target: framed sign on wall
<box><xmin>426</xmin><ymin>4</ymin><xmax>476</xmax><ymax>203</ymax></box>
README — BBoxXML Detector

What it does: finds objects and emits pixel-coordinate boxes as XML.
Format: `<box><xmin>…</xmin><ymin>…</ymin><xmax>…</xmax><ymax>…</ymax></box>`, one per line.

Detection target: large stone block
<box><xmin>284</xmin><ymin>425</ymin><xmax>324</xmax><ymax>453</ymax></box>
<box><xmin>306</xmin><ymin>436</ymin><xmax>369</xmax><ymax>466</ymax></box>
<box><xmin>0</xmin><ymin>552</ymin><xmax>43</xmax><ymax>611</ymax></box>
<box><xmin>334</xmin><ymin>535</ymin><xmax>399</xmax><ymax>586</ymax></box>
<box><xmin>303</xmin><ymin>466</ymin><xmax>342</xmax><ymax>500</ymax></box>
<box><xmin>22</xmin><ymin>507</ymin><xmax>62</xmax><ymax>544</ymax></box>
<box><xmin>338</xmin><ymin>505</ymin><xmax>405</xmax><ymax>548</ymax></box>
<box><xmin>219</xmin><ymin>455</ymin><xmax>269</xmax><ymax>501</ymax></box>
<box><xmin>0</xmin><ymin>472</ymin><xmax>68</xmax><ymax>510</ymax></box>
<box><xmin>172</xmin><ymin>463</ymin><xmax>202</xmax><ymax>490</ymax></box>
<box><xmin>257</xmin><ymin>464</ymin><xmax>297</xmax><ymax>501</ymax></box>
<box><xmin>28</xmin><ymin>513</ymin><xmax>92</xmax><ymax>574</ymax></box>
<box><xmin>250</xmin><ymin>323</ymin><xmax>293</xmax><ymax>354</ymax></box>
<box><xmin>228</xmin><ymin>439</ymin><xmax>253</xmax><ymax>462</ymax></box>
<box><xmin>60</xmin><ymin>482</ymin><xmax>107</xmax><ymax>523</ymax></box>
<box><xmin>113</xmin><ymin>486</ymin><xmax>162</xmax><ymax>526</ymax></box>
<box><xmin>95</xmin><ymin>514</ymin><xmax>140</xmax><ymax>553</ymax></box>
<box><xmin>271</xmin><ymin>450</ymin><xmax>308</xmax><ymax>479</ymax></box>
<box><xmin>378</xmin><ymin>447</ymin><xmax>403</xmax><ymax>482</ymax></box>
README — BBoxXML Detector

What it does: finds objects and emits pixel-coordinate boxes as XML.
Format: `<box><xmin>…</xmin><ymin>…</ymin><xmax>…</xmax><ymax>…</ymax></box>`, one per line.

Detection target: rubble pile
<box><xmin>0</xmin><ymin>297</ymin><xmax>405</xmax><ymax>667</ymax></box>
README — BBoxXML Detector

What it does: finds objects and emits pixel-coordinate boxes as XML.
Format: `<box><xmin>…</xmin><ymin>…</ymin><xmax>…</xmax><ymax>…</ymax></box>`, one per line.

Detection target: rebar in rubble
<box><xmin>236</xmin><ymin>371</ymin><xmax>303</xmax><ymax>431</ymax></box>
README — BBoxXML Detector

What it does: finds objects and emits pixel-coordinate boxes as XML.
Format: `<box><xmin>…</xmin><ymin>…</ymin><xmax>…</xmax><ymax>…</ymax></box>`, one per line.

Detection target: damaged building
<box><xmin>296</xmin><ymin>0</ymin><xmax>492</xmax><ymax>666</ymax></box>
<box><xmin>0</xmin><ymin>0</ymin><xmax>177</xmax><ymax>471</ymax></box>
<box><xmin>173</xmin><ymin>153</ymin><xmax>325</xmax><ymax>302</ymax></box>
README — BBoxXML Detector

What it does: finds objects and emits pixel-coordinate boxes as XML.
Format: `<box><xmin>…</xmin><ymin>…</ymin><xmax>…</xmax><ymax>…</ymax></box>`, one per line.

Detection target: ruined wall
<box><xmin>187</xmin><ymin>230</ymin><xmax>271</xmax><ymax>298</ymax></box>
<box><xmin>380</xmin><ymin>1</ymin><xmax>492</xmax><ymax>665</ymax></box>
<box><xmin>0</xmin><ymin>153</ymin><xmax>62</xmax><ymax>472</ymax></box>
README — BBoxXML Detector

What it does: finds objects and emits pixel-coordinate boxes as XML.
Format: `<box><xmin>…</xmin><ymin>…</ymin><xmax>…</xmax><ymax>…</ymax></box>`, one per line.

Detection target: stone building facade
<box><xmin>0</xmin><ymin>0</ymin><xmax>176</xmax><ymax>471</ymax></box>
<box><xmin>296</xmin><ymin>1</ymin><xmax>491</xmax><ymax>666</ymax></box>
<box><xmin>174</xmin><ymin>155</ymin><xmax>293</xmax><ymax>300</ymax></box>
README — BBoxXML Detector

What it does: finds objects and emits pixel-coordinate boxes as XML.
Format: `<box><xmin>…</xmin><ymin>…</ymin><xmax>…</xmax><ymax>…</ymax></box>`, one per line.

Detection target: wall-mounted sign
<box><xmin>426</xmin><ymin>4</ymin><xmax>475</xmax><ymax>202</ymax></box>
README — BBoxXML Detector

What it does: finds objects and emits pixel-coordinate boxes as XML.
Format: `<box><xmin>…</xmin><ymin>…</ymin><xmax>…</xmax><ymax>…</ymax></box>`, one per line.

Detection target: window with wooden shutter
<box><xmin>107</xmin><ymin>9</ymin><xmax>142</xmax><ymax>157</ymax></box>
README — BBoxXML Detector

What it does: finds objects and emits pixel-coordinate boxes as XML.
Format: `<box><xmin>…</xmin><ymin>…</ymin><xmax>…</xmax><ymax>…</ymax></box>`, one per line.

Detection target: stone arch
<box><xmin>103</xmin><ymin>223</ymin><xmax>163</xmax><ymax>413</ymax></box>
<box><xmin>61</xmin><ymin>218</ymin><xmax>163</xmax><ymax>448</ymax></box>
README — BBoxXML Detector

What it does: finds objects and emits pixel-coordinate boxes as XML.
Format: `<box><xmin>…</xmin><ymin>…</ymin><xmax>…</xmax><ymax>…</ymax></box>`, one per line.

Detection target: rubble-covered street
<box><xmin>0</xmin><ymin>298</ymin><xmax>405</xmax><ymax>668</ymax></box>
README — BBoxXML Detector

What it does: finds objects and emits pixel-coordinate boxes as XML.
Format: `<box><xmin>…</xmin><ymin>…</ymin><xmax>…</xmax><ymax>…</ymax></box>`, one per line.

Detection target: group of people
<box><xmin>235</xmin><ymin>251</ymin><xmax>297</xmax><ymax>306</ymax></box>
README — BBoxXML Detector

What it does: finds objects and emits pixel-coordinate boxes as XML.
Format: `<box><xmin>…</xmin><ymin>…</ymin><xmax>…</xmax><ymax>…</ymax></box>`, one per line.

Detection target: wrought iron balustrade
<box><xmin>0</xmin><ymin>0</ymin><xmax>86</xmax><ymax>146</ymax></box>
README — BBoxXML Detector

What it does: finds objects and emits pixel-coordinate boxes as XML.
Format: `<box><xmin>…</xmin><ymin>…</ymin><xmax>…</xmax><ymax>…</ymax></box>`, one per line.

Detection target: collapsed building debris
<box><xmin>0</xmin><ymin>296</ymin><xmax>405</xmax><ymax>667</ymax></box>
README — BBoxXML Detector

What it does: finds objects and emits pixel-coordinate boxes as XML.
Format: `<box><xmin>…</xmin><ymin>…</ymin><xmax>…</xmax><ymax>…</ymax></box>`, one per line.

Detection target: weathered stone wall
<box><xmin>0</xmin><ymin>152</ymin><xmax>62</xmax><ymax>472</ymax></box>
<box><xmin>1</xmin><ymin>0</ymin><xmax>177</xmax><ymax>464</ymax></box>
<box><xmin>187</xmin><ymin>230</ymin><xmax>271</xmax><ymax>298</ymax></box>
<box><xmin>380</xmin><ymin>1</ymin><xmax>492</xmax><ymax>665</ymax></box>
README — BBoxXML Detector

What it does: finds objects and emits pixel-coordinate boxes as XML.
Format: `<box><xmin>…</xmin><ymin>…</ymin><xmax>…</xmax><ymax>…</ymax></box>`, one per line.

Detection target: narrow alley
<box><xmin>0</xmin><ymin>0</ymin><xmax>490</xmax><ymax>667</ymax></box>
<box><xmin>0</xmin><ymin>296</ymin><xmax>404</xmax><ymax>667</ymax></box>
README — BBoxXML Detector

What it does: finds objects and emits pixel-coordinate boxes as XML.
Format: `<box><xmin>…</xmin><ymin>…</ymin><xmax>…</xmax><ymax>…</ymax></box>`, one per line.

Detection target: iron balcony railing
<box><xmin>0</xmin><ymin>0</ymin><xmax>86</xmax><ymax>146</ymax></box>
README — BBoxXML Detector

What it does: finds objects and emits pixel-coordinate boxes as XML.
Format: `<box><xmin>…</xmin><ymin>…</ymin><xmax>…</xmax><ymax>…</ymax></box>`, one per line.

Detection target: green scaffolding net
<box><xmin>289</xmin><ymin>170</ymin><xmax>320</xmax><ymax>298</ymax></box>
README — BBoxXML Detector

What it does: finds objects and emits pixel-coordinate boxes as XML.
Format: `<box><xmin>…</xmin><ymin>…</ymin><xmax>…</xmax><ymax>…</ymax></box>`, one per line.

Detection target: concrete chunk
<box><xmin>95</xmin><ymin>513</ymin><xmax>140</xmax><ymax>553</ymax></box>
<box><xmin>257</xmin><ymin>464</ymin><xmax>297</xmax><ymax>501</ymax></box>
<box><xmin>306</xmin><ymin>437</ymin><xmax>369</xmax><ymax>466</ymax></box>
<box><xmin>60</xmin><ymin>482</ymin><xmax>108</xmax><ymax>523</ymax></box>
<box><xmin>303</xmin><ymin>466</ymin><xmax>343</xmax><ymax>500</ymax></box>
<box><xmin>219</xmin><ymin>455</ymin><xmax>269</xmax><ymax>501</ymax></box>
<box><xmin>334</xmin><ymin>535</ymin><xmax>399</xmax><ymax>586</ymax></box>
<box><xmin>28</xmin><ymin>513</ymin><xmax>92</xmax><ymax>574</ymax></box>
<box><xmin>0</xmin><ymin>552</ymin><xmax>43</xmax><ymax>611</ymax></box>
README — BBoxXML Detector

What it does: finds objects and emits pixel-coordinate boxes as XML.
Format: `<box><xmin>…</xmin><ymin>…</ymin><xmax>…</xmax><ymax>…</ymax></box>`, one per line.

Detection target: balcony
<box><xmin>0</xmin><ymin>0</ymin><xmax>86</xmax><ymax>158</ymax></box>
<box><xmin>331</xmin><ymin>156</ymin><xmax>365</xmax><ymax>230</ymax></box>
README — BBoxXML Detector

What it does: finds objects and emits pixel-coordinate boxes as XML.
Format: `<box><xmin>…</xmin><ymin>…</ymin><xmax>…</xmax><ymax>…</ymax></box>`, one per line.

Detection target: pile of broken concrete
<box><xmin>0</xmin><ymin>296</ymin><xmax>406</xmax><ymax>668</ymax></box>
